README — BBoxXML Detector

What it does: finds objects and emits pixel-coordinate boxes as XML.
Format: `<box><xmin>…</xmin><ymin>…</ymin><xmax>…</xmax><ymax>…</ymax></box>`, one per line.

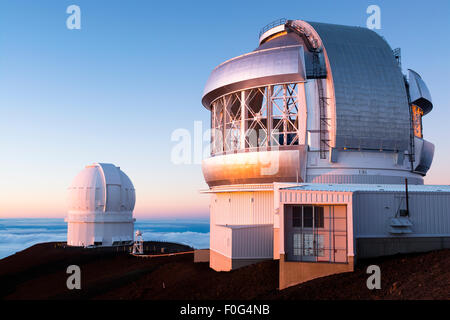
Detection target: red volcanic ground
<box><xmin>0</xmin><ymin>242</ymin><xmax>449</xmax><ymax>300</ymax></box>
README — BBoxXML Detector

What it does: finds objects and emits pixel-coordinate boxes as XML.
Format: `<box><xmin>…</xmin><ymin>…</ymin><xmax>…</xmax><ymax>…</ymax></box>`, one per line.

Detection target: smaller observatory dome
<box><xmin>66</xmin><ymin>163</ymin><xmax>136</xmax><ymax>247</ymax></box>
<box><xmin>68</xmin><ymin>163</ymin><xmax>135</xmax><ymax>214</ymax></box>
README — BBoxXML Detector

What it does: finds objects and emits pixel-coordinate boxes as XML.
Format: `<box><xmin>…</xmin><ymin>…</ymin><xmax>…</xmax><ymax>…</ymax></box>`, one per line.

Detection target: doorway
<box><xmin>284</xmin><ymin>204</ymin><xmax>347</xmax><ymax>263</ymax></box>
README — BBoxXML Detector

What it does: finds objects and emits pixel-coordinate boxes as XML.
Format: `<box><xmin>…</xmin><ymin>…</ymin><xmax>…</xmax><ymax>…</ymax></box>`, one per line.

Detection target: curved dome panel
<box><xmin>408</xmin><ymin>69</ymin><xmax>433</xmax><ymax>114</ymax></box>
<box><xmin>413</xmin><ymin>138</ymin><xmax>435</xmax><ymax>175</ymax></box>
<box><xmin>68</xmin><ymin>163</ymin><xmax>135</xmax><ymax>213</ymax></box>
<box><xmin>308</xmin><ymin>21</ymin><xmax>411</xmax><ymax>151</ymax></box>
<box><xmin>202</xmin><ymin>45</ymin><xmax>306</xmax><ymax>108</ymax></box>
<box><xmin>120</xmin><ymin>171</ymin><xmax>136</xmax><ymax>212</ymax></box>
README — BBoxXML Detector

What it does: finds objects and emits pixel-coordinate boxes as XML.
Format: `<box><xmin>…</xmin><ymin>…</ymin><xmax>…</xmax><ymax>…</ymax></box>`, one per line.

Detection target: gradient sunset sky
<box><xmin>0</xmin><ymin>0</ymin><xmax>449</xmax><ymax>218</ymax></box>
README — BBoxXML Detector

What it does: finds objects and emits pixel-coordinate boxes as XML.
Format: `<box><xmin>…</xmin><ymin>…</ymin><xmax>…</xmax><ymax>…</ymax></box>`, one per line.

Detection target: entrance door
<box><xmin>284</xmin><ymin>204</ymin><xmax>347</xmax><ymax>263</ymax></box>
<box><xmin>286</xmin><ymin>205</ymin><xmax>324</xmax><ymax>262</ymax></box>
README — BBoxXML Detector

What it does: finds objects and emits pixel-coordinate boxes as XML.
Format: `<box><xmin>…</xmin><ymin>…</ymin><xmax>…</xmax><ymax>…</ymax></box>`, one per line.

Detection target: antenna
<box><xmin>404</xmin><ymin>178</ymin><xmax>410</xmax><ymax>216</ymax></box>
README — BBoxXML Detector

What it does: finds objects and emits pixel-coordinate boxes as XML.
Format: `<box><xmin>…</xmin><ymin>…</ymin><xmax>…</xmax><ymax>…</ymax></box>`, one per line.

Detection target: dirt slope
<box><xmin>0</xmin><ymin>242</ymin><xmax>448</xmax><ymax>300</ymax></box>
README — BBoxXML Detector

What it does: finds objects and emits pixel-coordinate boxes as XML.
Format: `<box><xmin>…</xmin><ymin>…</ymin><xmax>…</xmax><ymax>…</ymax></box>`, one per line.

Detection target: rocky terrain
<box><xmin>0</xmin><ymin>242</ymin><xmax>448</xmax><ymax>300</ymax></box>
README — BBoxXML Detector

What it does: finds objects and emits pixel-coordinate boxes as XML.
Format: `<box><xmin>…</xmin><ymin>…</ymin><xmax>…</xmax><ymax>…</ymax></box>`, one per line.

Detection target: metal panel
<box><xmin>353</xmin><ymin>192</ymin><xmax>450</xmax><ymax>238</ymax></box>
<box><xmin>414</xmin><ymin>138</ymin><xmax>434</xmax><ymax>174</ymax></box>
<box><xmin>212</xmin><ymin>190</ymin><xmax>274</xmax><ymax>226</ymax></box>
<box><xmin>259</xmin><ymin>23</ymin><xmax>286</xmax><ymax>44</ymax></box>
<box><xmin>210</xmin><ymin>190</ymin><xmax>274</xmax><ymax>259</ymax></box>
<box><xmin>307</xmin><ymin>174</ymin><xmax>424</xmax><ymax>185</ymax></box>
<box><xmin>308</xmin><ymin>22</ymin><xmax>411</xmax><ymax>151</ymax></box>
<box><xmin>230</xmin><ymin>192</ymin><xmax>254</xmax><ymax>225</ymax></box>
<box><xmin>253</xmin><ymin>191</ymin><xmax>274</xmax><ymax>224</ymax></box>
<box><xmin>231</xmin><ymin>225</ymin><xmax>273</xmax><ymax>259</ymax></box>
<box><xmin>284</xmin><ymin>183</ymin><xmax>450</xmax><ymax>192</ymax></box>
<box><xmin>202</xmin><ymin>46</ymin><xmax>306</xmax><ymax>107</ymax></box>
<box><xmin>67</xmin><ymin>163</ymin><xmax>135</xmax><ymax>215</ymax></box>
<box><xmin>408</xmin><ymin>69</ymin><xmax>433</xmax><ymax>114</ymax></box>
<box><xmin>211</xmin><ymin>192</ymin><xmax>230</xmax><ymax>226</ymax></box>
<box><xmin>210</xmin><ymin>224</ymin><xmax>232</xmax><ymax>257</ymax></box>
<box><xmin>202</xmin><ymin>149</ymin><xmax>306</xmax><ymax>187</ymax></box>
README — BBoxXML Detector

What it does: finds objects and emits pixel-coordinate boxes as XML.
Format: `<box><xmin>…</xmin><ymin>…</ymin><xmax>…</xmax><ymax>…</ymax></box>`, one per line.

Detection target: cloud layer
<box><xmin>0</xmin><ymin>218</ymin><xmax>210</xmax><ymax>259</ymax></box>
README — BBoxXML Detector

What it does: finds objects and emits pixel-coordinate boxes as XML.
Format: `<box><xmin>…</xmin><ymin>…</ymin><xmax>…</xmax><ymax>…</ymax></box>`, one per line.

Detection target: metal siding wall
<box><xmin>307</xmin><ymin>174</ymin><xmax>424</xmax><ymax>185</ymax></box>
<box><xmin>353</xmin><ymin>192</ymin><xmax>391</xmax><ymax>236</ymax></box>
<box><xmin>210</xmin><ymin>190</ymin><xmax>274</xmax><ymax>259</ymax></box>
<box><xmin>354</xmin><ymin>192</ymin><xmax>450</xmax><ymax>237</ymax></box>
<box><xmin>230</xmin><ymin>192</ymin><xmax>254</xmax><ymax>225</ymax></box>
<box><xmin>213</xmin><ymin>193</ymin><xmax>231</xmax><ymax>226</ymax></box>
<box><xmin>213</xmin><ymin>191</ymin><xmax>274</xmax><ymax>225</ymax></box>
<box><xmin>210</xmin><ymin>224</ymin><xmax>232</xmax><ymax>257</ymax></box>
<box><xmin>254</xmin><ymin>191</ymin><xmax>274</xmax><ymax>224</ymax></box>
<box><xmin>232</xmin><ymin>225</ymin><xmax>273</xmax><ymax>258</ymax></box>
<box><xmin>408</xmin><ymin>193</ymin><xmax>450</xmax><ymax>235</ymax></box>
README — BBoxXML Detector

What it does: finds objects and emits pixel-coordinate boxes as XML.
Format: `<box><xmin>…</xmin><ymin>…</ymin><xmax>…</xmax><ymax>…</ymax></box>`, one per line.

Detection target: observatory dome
<box><xmin>68</xmin><ymin>163</ymin><xmax>135</xmax><ymax>214</ymax></box>
<box><xmin>201</xmin><ymin>19</ymin><xmax>434</xmax><ymax>187</ymax></box>
<box><xmin>66</xmin><ymin>163</ymin><xmax>135</xmax><ymax>247</ymax></box>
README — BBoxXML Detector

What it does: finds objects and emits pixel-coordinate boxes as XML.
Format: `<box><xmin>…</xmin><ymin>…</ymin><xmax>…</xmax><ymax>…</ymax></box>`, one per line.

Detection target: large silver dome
<box><xmin>201</xmin><ymin>19</ymin><xmax>434</xmax><ymax>187</ymax></box>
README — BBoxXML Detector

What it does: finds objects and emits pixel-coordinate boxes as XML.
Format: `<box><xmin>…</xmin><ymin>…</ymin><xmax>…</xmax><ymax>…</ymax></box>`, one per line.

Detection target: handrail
<box><xmin>130</xmin><ymin>250</ymin><xmax>195</xmax><ymax>258</ymax></box>
<box><xmin>259</xmin><ymin>18</ymin><xmax>287</xmax><ymax>38</ymax></box>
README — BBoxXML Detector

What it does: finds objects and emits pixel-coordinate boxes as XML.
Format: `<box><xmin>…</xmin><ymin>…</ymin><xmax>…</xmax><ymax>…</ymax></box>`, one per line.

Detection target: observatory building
<box><xmin>201</xmin><ymin>19</ymin><xmax>450</xmax><ymax>289</ymax></box>
<box><xmin>66</xmin><ymin>163</ymin><xmax>136</xmax><ymax>247</ymax></box>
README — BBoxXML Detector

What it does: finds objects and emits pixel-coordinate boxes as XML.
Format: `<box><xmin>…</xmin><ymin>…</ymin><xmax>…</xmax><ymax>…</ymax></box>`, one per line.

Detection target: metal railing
<box><xmin>259</xmin><ymin>18</ymin><xmax>287</xmax><ymax>38</ymax></box>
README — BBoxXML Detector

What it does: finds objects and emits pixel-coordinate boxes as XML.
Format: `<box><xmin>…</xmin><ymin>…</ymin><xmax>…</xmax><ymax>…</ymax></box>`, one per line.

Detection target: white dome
<box><xmin>68</xmin><ymin>163</ymin><xmax>135</xmax><ymax>213</ymax></box>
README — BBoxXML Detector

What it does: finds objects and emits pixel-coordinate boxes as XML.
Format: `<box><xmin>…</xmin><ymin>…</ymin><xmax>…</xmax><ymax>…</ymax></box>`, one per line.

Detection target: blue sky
<box><xmin>0</xmin><ymin>0</ymin><xmax>449</xmax><ymax>218</ymax></box>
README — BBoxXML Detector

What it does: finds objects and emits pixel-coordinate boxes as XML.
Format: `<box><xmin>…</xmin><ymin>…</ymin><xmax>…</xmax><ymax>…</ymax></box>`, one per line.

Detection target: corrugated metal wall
<box><xmin>307</xmin><ymin>174</ymin><xmax>423</xmax><ymax>185</ymax></box>
<box><xmin>231</xmin><ymin>225</ymin><xmax>273</xmax><ymax>259</ymax></box>
<box><xmin>211</xmin><ymin>191</ymin><xmax>273</xmax><ymax>225</ymax></box>
<box><xmin>353</xmin><ymin>192</ymin><xmax>450</xmax><ymax>237</ymax></box>
<box><xmin>210</xmin><ymin>191</ymin><xmax>274</xmax><ymax>259</ymax></box>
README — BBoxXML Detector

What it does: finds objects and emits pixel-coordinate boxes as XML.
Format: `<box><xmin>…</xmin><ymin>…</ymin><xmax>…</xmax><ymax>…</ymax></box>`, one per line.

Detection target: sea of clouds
<box><xmin>0</xmin><ymin>218</ymin><xmax>210</xmax><ymax>259</ymax></box>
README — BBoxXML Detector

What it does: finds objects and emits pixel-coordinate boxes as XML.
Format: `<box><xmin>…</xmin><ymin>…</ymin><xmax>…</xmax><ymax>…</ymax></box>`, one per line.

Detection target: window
<box><xmin>303</xmin><ymin>206</ymin><xmax>313</xmax><ymax>228</ymax></box>
<box><xmin>292</xmin><ymin>205</ymin><xmax>325</xmax><ymax>228</ymax></box>
<box><xmin>292</xmin><ymin>206</ymin><xmax>302</xmax><ymax>227</ymax></box>
<box><xmin>314</xmin><ymin>206</ymin><xmax>324</xmax><ymax>228</ymax></box>
<box><xmin>293</xmin><ymin>233</ymin><xmax>302</xmax><ymax>256</ymax></box>
<box><xmin>412</xmin><ymin>104</ymin><xmax>423</xmax><ymax>138</ymax></box>
<box><xmin>293</xmin><ymin>234</ymin><xmax>325</xmax><ymax>257</ymax></box>
<box><xmin>303</xmin><ymin>234</ymin><xmax>314</xmax><ymax>256</ymax></box>
<box><xmin>210</xmin><ymin>83</ymin><xmax>301</xmax><ymax>156</ymax></box>
<box><xmin>315</xmin><ymin>234</ymin><xmax>325</xmax><ymax>257</ymax></box>
<box><xmin>285</xmin><ymin>204</ymin><xmax>347</xmax><ymax>263</ymax></box>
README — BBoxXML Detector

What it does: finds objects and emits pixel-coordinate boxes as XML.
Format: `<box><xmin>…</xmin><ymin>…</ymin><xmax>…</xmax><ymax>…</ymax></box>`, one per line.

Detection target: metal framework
<box><xmin>317</xmin><ymin>78</ymin><xmax>331</xmax><ymax>158</ymax></box>
<box><xmin>132</xmin><ymin>230</ymin><xmax>144</xmax><ymax>255</ymax></box>
<box><xmin>259</xmin><ymin>18</ymin><xmax>287</xmax><ymax>38</ymax></box>
<box><xmin>210</xmin><ymin>83</ymin><xmax>301</xmax><ymax>156</ymax></box>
